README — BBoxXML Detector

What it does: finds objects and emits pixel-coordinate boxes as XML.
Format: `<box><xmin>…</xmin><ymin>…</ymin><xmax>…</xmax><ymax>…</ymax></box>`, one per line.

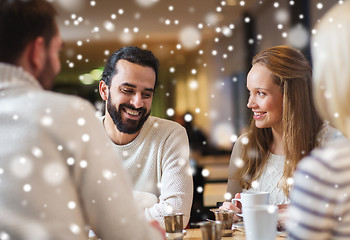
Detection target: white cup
<box><xmin>243</xmin><ymin>205</ymin><xmax>278</xmax><ymax>240</ymax></box>
<box><xmin>231</xmin><ymin>191</ymin><xmax>269</xmax><ymax>217</ymax></box>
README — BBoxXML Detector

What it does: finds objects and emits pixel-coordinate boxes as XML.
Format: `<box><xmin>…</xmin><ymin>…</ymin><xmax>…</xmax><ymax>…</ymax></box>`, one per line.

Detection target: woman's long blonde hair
<box><xmin>235</xmin><ymin>46</ymin><xmax>323</xmax><ymax>196</ymax></box>
<box><xmin>312</xmin><ymin>2</ymin><xmax>350</xmax><ymax>139</ymax></box>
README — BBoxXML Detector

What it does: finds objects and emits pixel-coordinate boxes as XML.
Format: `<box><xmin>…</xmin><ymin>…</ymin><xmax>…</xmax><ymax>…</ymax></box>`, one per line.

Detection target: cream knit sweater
<box><xmin>104</xmin><ymin>116</ymin><xmax>194</xmax><ymax>228</ymax></box>
<box><xmin>227</xmin><ymin>125</ymin><xmax>343</xmax><ymax>205</ymax></box>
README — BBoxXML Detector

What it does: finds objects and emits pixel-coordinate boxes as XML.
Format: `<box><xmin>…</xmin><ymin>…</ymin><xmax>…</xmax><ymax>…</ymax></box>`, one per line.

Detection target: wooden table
<box><xmin>183</xmin><ymin>228</ymin><xmax>286</xmax><ymax>239</ymax></box>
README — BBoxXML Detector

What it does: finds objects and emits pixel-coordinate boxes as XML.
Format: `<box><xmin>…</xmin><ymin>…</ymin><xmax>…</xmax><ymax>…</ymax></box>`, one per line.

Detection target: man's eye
<box><xmin>257</xmin><ymin>91</ymin><xmax>265</xmax><ymax>96</ymax></box>
<box><xmin>121</xmin><ymin>88</ymin><xmax>133</xmax><ymax>94</ymax></box>
<box><xmin>142</xmin><ymin>93</ymin><xmax>152</xmax><ymax>99</ymax></box>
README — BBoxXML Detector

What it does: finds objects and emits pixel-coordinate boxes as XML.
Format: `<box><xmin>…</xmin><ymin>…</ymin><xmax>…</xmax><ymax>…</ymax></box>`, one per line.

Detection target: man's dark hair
<box><xmin>100</xmin><ymin>46</ymin><xmax>159</xmax><ymax>88</ymax></box>
<box><xmin>0</xmin><ymin>0</ymin><xmax>58</xmax><ymax>64</ymax></box>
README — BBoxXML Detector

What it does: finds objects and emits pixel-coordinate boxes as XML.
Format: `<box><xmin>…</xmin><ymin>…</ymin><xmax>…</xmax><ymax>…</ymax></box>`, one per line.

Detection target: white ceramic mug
<box><xmin>243</xmin><ymin>205</ymin><xmax>278</xmax><ymax>240</ymax></box>
<box><xmin>231</xmin><ymin>191</ymin><xmax>269</xmax><ymax>217</ymax></box>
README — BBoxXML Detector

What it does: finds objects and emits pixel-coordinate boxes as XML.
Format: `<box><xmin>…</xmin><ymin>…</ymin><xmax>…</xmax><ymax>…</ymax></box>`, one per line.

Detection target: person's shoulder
<box><xmin>147</xmin><ymin>116</ymin><xmax>185</xmax><ymax>131</ymax></box>
<box><xmin>300</xmin><ymin>138</ymin><xmax>350</xmax><ymax>171</ymax></box>
<box><xmin>237</xmin><ymin>132</ymin><xmax>249</xmax><ymax>140</ymax></box>
<box><xmin>141</xmin><ymin>116</ymin><xmax>187</xmax><ymax>142</ymax></box>
<box><xmin>42</xmin><ymin>91</ymin><xmax>96</xmax><ymax>111</ymax></box>
<box><xmin>35</xmin><ymin>91</ymin><xmax>99</xmax><ymax>121</ymax></box>
<box><xmin>317</xmin><ymin>123</ymin><xmax>345</xmax><ymax>145</ymax></box>
<box><xmin>315</xmin><ymin>137</ymin><xmax>350</xmax><ymax>157</ymax></box>
<box><xmin>234</xmin><ymin>132</ymin><xmax>249</xmax><ymax>147</ymax></box>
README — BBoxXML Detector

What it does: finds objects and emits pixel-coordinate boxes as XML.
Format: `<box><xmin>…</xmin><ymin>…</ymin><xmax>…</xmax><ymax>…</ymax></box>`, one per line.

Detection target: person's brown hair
<box><xmin>0</xmin><ymin>0</ymin><xmax>57</xmax><ymax>64</ymax></box>
<box><xmin>234</xmin><ymin>46</ymin><xmax>323</xmax><ymax>196</ymax></box>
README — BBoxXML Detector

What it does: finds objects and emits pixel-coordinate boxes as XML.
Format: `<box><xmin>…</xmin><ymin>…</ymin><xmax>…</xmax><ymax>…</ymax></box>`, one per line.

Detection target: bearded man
<box><xmin>99</xmin><ymin>46</ymin><xmax>193</xmax><ymax>228</ymax></box>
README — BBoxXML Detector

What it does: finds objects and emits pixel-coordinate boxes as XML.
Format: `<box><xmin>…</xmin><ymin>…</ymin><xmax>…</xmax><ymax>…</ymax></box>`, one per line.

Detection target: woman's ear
<box><xmin>99</xmin><ymin>80</ymin><xmax>109</xmax><ymax>101</ymax></box>
<box><xmin>29</xmin><ymin>37</ymin><xmax>46</xmax><ymax>76</ymax></box>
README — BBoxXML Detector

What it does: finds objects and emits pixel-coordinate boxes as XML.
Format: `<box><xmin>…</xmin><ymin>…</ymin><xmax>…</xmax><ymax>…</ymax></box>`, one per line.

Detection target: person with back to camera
<box><xmin>98</xmin><ymin>46</ymin><xmax>193</xmax><ymax>229</ymax></box>
<box><xmin>287</xmin><ymin>2</ymin><xmax>350</xmax><ymax>239</ymax></box>
<box><xmin>0</xmin><ymin>0</ymin><xmax>164</xmax><ymax>239</ymax></box>
<box><xmin>219</xmin><ymin>46</ymin><xmax>343</xmax><ymax>223</ymax></box>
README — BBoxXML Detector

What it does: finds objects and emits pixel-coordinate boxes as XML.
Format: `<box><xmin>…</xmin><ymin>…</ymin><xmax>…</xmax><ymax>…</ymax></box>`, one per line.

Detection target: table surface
<box><xmin>183</xmin><ymin>228</ymin><xmax>286</xmax><ymax>240</ymax></box>
<box><xmin>89</xmin><ymin>227</ymin><xmax>287</xmax><ymax>240</ymax></box>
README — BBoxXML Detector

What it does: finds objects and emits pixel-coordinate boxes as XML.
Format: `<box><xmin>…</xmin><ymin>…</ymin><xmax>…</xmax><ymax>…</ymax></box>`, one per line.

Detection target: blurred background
<box><xmin>52</xmin><ymin>0</ymin><xmax>343</xmax><ymax>223</ymax></box>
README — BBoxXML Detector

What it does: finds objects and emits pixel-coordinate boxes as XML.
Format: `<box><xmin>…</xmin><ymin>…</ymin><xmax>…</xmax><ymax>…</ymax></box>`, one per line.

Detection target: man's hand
<box><xmin>149</xmin><ymin>220</ymin><xmax>166</xmax><ymax>240</ymax></box>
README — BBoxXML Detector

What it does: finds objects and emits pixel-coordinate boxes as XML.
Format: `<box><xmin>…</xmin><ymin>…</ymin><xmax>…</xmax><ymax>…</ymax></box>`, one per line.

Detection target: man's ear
<box><xmin>29</xmin><ymin>37</ymin><xmax>46</xmax><ymax>76</ymax></box>
<box><xmin>99</xmin><ymin>80</ymin><xmax>109</xmax><ymax>100</ymax></box>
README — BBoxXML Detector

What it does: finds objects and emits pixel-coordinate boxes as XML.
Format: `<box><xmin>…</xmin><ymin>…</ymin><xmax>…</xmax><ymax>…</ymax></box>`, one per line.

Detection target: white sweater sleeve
<box><xmin>144</xmin><ymin>125</ymin><xmax>193</xmax><ymax>228</ymax></box>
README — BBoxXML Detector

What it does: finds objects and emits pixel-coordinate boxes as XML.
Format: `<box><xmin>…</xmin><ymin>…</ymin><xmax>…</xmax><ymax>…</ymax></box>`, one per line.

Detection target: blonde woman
<box><xmin>220</xmin><ymin>46</ymin><xmax>342</xmax><ymax>219</ymax></box>
<box><xmin>287</xmin><ymin>2</ymin><xmax>350</xmax><ymax>239</ymax></box>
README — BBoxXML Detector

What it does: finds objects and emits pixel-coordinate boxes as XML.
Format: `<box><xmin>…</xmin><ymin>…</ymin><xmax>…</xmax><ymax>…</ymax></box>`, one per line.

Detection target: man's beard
<box><xmin>107</xmin><ymin>96</ymin><xmax>150</xmax><ymax>134</ymax></box>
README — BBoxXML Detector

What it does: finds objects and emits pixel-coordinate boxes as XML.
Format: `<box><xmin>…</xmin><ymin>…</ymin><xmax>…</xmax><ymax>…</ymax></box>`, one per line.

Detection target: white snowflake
<box><xmin>80</xmin><ymin>160</ymin><xmax>88</xmax><ymax>168</ymax></box>
<box><xmin>10</xmin><ymin>156</ymin><xmax>33</xmax><ymax>178</ymax></box>
<box><xmin>68</xmin><ymin>201</ymin><xmax>76</xmax><ymax>209</ymax></box>
<box><xmin>202</xmin><ymin>168</ymin><xmax>210</xmax><ymax>177</ymax></box>
<box><xmin>179</xmin><ymin>26</ymin><xmax>202</xmax><ymax>50</ymax></box>
<box><xmin>23</xmin><ymin>184</ymin><xmax>32</xmax><ymax>192</ymax></box>
<box><xmin>43</xmin><ymin>163</ymin><xmax>67</xmax><ymax>185</ymax></box>
<box><xmin>77</xmin><ymin>118</ymin><xmax>86</xmax><ymax>126</ymax></box>
<box><xmin>69</xmin><ymin>223</ymin><xmax>81</xmax><ymax>235</ymax></box>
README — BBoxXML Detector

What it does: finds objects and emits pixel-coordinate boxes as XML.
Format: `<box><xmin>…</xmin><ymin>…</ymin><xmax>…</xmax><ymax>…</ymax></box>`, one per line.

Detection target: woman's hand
<box><xmin>277</xmin><ymin>204</ymin><xmax>288</xmax><ymax>232</ymax></box>
<box><xmin>219</xmin><ymin>193</ymin><xmax>243</xmax><ymax>222</ymax></box>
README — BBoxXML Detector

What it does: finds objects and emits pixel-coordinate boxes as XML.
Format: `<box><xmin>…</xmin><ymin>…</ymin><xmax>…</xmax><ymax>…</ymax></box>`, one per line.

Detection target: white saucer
<box><xmin>232</xmin><ymin>223</ymin><xmax>287</xmax><ymax>238</ymax></box>
<box><xmin>166</xmin><ymin>230</ymin><xmax>187</xmax><ymax>239</ymax></box>
<box><xmin>277</xmin><ymin>231</ymin><xmax>287</xmax><ymax>238</ymax></box>
<box><xmin>232</xmin><ymin>221</ymin><xmax>244</xmax><ymax>232</ymax></box>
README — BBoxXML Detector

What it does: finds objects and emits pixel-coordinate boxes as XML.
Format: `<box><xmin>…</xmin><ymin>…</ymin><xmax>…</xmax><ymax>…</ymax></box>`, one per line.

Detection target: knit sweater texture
<box><xmin>227</xmin><ymin>124</ymin><xmax>343</xmax><ymax>205</ymax></box>
<box><xmin>103</xmin><ymin>115</ymin><xmax>194</xmax><ymax>228</ymax></box>
<box><xmin>0</xmin><ymin>63</ymin><xmax>162</xmax><ymax>240</ymax></box>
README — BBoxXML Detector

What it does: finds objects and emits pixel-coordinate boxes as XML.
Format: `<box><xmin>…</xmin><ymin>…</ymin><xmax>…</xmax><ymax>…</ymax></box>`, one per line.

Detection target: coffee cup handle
<box><xmin>231</xmin><ymin>199</ymin><xmax>243</xmax><ymax>217</ymax></box>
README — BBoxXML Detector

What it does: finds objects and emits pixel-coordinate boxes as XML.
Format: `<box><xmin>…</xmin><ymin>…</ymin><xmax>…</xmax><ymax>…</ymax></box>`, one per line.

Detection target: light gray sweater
<box><xmin>0</xmin><ymin>63</ymin><xmax>162</xmax><ymax>240</ymax></box>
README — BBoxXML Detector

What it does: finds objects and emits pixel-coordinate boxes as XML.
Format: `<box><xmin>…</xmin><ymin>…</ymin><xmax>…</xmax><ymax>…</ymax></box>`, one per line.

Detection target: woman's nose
<box><xmin>247</xmin><ymin>96</ymin><xmax>255</xmax><ymax>108</ymax></box>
